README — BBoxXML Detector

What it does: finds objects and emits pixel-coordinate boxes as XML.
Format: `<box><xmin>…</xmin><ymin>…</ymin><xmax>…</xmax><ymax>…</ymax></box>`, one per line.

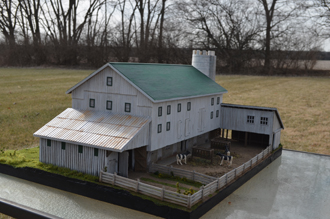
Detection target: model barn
<box><xmin>34</xmin><ymin>50</ymin><xmax>283</xmax><ymax>177</ymax></box>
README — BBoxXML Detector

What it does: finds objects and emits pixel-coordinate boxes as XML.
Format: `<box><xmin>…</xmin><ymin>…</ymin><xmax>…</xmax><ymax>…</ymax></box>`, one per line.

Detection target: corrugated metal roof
<box><xmin>221</xmin><ymin>103</ymin><xmax>284</xmax><ymax>129</ymax></box>
<box><xmin>34</xmin><ymin>108</ymin><xmax>150</xmax><ymax>152</ymax></box>
<box><xmin>66</xmin><ymin>63</ymin><xmax>227</xmax><ymax>102</ymax></box>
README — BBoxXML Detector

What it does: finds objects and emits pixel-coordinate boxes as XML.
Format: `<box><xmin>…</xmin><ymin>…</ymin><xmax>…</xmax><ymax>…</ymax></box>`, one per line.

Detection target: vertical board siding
<box><xmin>220</xmin><ymin>107</ymin><xmax>274</xmax><ymax>135</ymax></box>
<box><xmin>40</xmin><ymin>138</ymin><xmax>105</xmax><ymax>176</ymax></box>
<box><xmin>150</xmin><ymin>95</ymin><xmax>223</xmax><ymax>151</ymax></box>
<box><xmin>71</xmin><ymin>67</ymin><xmax>152</xmax><ymax>117</ymax></box>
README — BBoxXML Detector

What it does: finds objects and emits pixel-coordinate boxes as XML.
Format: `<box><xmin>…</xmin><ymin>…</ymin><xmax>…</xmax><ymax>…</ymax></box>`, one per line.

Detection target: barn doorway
<box><xmin>232</xmin><ymin>131</ymin><xmax>269</xmax><ymax>147</ymax></box>
<box><xmin>134</xmin><ymin>146</ymin><xmax>147</xmax><ymax>172</ymax></box>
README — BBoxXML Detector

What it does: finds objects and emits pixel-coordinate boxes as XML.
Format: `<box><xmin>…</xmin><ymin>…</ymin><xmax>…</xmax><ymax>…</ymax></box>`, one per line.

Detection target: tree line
<box><xmin>0</xmin><ymin>0</ymin><xmax>329</xmax><ymax>74</ymax></box>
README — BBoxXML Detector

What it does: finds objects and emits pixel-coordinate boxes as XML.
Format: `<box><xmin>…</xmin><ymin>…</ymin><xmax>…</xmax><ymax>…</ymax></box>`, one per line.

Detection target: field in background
<box><xmin>217</xmin><ymin>75</ymin><xmax>330</xmax><ymax>155</ymax></box>
<box><xmin>0</xmin><ymin>68</ymin><xmax>329</xmax><ymax>155</ymax></box>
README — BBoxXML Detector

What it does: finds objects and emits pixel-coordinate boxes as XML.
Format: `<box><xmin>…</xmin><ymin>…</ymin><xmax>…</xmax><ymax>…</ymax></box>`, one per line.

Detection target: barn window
<box><xmin>210</xmin><ymin>111</ymin><xmax>214</xmax><ymax>119</ymax></box>
<box><xmin>125</xmin><ymin>103</ymin><xmax>131</xmax><ymax>112</ymax></box>
<box><xmin>167</xmin><ymin>105</ymin><xmax>171</xmax><ymax>115</ymax></box>
<box><xmin>187</xmin><ymin>102</ymin><xmax>191</xmax><ymax>111</ymax></box>
<box><xmin>61</xmin><ymin>142</ymin><xmax>66</xmax><ymax>150</ymax></box>
<box><xmin>107</xmin><ymin>77</ymin><xmax>113</xmax><ymax>86</ymax></box>
<box><xmin>157</xmin><ymin>124</ymin><xmax>162</xmax><ymax>133</ymax></box>
<box><xmin>217</xmin><ymin>97</ymin><xmax>220</xmax><ymax>104</ymax></box>
<box><xmin>106</xmin><ymin>100</ymin><xmax>112</xmax><ymax>110</ymax></box>
<box><xmin>177</xmin><ymin>103</ymin><xmax>181</xmax><ymax>112</ymax></box>
<box><xmin>166</xmin><ymin>122</ymin><xmax>171</xmax><ymax>131</ymax></box>
<box><xmin>247</xmin><ymin>115</ymin><xmax>254</xmax><ymax>124</ymax></box>
<box><xmin>47</xmin><ymin>139</ymin><xmax>51</xmax><ymax>147</ymax></box>
<box><xmin>94</xmin><ymin>148</ymin><xmax>98</xmax><ymax>156</ymax></box>
<box><xmin>89</xmin><ymin>99</ymin><xmax>95</xmax><ymax>108</ymax></box>
<box><xmin>78</xmin><ymin>145</ymin><xmax>83</xmax><ymax>153</ymax></box>
<box><xmin>158</xmin><ymin>107</ymin><xmax>162</xmax><ymax>116</ymax></box>
<box><xmin>216</xmin><ymin>110</ymin><xmax>219</xmax><ymax>117</ymax></box>
<box><xmin>260</xmin><ymin>117</ymin><xmax>268</xmax><ymax>125</ymax></box>
<box><xmin>211</xmin><ymin>98</ymin><xmax>214</xmax><ymax>106</ymax></box>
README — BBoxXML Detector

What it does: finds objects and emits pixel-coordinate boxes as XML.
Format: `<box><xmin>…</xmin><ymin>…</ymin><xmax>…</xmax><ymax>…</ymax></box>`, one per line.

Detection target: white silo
<box><xmin>191</xmin><ymin>50</ymin><xmax>216</xmax><ymax>81</ymax></box>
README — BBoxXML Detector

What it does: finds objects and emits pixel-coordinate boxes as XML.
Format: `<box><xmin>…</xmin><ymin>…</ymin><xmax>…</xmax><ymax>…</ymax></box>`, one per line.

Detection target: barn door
<box><xmin>134</xmin><ymin>146</ymin><xmax>147</xmax><ymax>172</ymax></box>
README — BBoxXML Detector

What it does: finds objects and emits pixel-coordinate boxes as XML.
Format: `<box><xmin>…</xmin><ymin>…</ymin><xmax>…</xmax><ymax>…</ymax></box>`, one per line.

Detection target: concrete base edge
<box><xmin>0</xmin><ymin>148</ymin><xmax>282</xmax><ymax>219</ymax></box>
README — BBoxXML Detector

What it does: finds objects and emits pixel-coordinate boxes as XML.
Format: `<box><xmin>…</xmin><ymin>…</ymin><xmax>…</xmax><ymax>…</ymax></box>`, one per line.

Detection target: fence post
<box><xmin>136</xmin><ymin>179</ymin><xmax>140</xmax><ymax>193</ymax></box>
<box><xmin>234</xmin><ymin>169</ymin><xmax>237</xmax><ymax>179</ymax></box>
<box><xmin>225</xmin><ymin>174</ymin><xmax>228</xmax><ymax>185</ymax></box>
<box><xmin>99</xmin><ymin>171</ymin><xmax>103</xmax><ymax>182</ymax></box>
<box><xmin>262</xmin><ymin>150</ymin><xmax>264</xmax><ymax>159</ymax></box>
<box><xmin>256</xmin><ymin>155</ymin><xmax>258</xmax><ymax>164</ymax></box>
<box><xmin>201</xmin><ymin>186</ymin><xmax>205</xmax><ymax>202</ymax></box>
<box><xmin>188</xmin><ymin>194</ymin><xmax>191</xmax><ymax>209</ymax></box>
<box><xmin>193</xmin><ymin>170</ymin><xmax>195</xmax><ymax>181</ymax></box>
<box><xmin>113</xmin><ymin>172</ymin><xmax>117</xmax><ymax>186</ymax></box>
<box><xmin>250</xmin><ymin>159</ymin><xmax>253</xmax><ymax>168</ymax></box>
<box><xmin>217</xmin><ymin>178</ymin><xmax>220</xmax><ymax>190</ymax></box>
<box><xmin>162</xmin><ymin>186</ymin><xmax>165</xmax><ymax>201</ymax></box>
<box><xmin>243</xmin><ymin>163</ymin><xmax>245</xmax><ymax>173</ymax></box>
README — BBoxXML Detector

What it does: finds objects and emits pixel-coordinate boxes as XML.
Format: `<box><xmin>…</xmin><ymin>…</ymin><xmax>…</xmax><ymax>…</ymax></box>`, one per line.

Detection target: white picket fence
<box><xmin>99</xmin><ymin>145</ymin><xmax>272</xmax><ymax>208</ymax></box>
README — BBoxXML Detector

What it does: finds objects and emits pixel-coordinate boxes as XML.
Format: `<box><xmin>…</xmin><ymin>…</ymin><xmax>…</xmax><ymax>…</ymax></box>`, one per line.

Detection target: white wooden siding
<box><xmin>149</xmin><ymin>95</ymin><xmax>222</xmax><ymax>151</ymax></box>
<box><xmin>273</xmin><ymin>131</ymin><xmax>281</xmax><ymax>150</ymax></box>
<box><xmin>39</xmin><ymin>138</ymin><xmax>106</xmax><ymax>176</ymax></box>
<box><xmin>220</xmin><ymin>107</ymin><xmax>274</xmax><ymax>135</ymax></box>
<box><xmin>71</xmin><ymin>67</ymin><xmax>152</xmax><ymax>116</ymax></box>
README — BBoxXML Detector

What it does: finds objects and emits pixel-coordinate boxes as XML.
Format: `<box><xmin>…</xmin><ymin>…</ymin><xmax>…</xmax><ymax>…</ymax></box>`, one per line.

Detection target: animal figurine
<box><xmin>216</xmin><ymin>152</ymin><xmax>233</xmax><ymax>166</ymax></box>
<box><xmin>176</xmin><ymin>151</ymin><xmax>191</xmax><ymax>165</ymax></box>
<box><xmin>225</xmin><ymin>146</ymin><xmax>230</xmax><ymax>156</ymax></box>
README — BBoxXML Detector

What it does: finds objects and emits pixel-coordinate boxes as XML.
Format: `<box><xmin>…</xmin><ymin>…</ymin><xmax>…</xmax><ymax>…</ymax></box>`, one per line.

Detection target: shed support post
<box><xmin>226</xmin><ymin>129</ymin><xmax>228</xmax><ymax>139</ymax></box>
<box><xmin>245</xmin><ymin>132</ymin><xmax>248</xmax><ymax>147</ymax></box>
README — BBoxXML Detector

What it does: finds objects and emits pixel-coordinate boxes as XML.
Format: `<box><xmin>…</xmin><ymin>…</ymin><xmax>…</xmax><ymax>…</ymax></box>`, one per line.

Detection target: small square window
<box><xmin>167</xmin><ymin>105</ymin><xmax>171</xmax><ymax>115</ymax></box>
<box><xmin>247</xmin><ymin>115</ymin><xmax>254</xmax><ymax>124</ymax></box>
<box><xmin>217</xmin><ymin>97</ymin><xmax>220</xmax><ymax>105</ymax></box>
<box><xmin>157</xmin><ymin>124</ymin><xmax>162</xmax><ymax>133</ymax></box>
<box><xmin>158</xmin><ymin>107</ymin><xmax>162</xmax><ymax>117</ymax></box>
<box><xmin>106</xmin><ymin>100</ymin><xmax>112</xmax><ymax>110</ymax></box>
<box><xmin>61</xmin><ymin>142</ymin><xmax>66</xmax><ymax>150</ymax></box>
<box><xmin>177</xmin><ymin>103</ymin><xmax>181</xmax><ymax>112</ymax></box>
<box><xmin>78</xmin><ymin>145</ymin><xmax>83</xmax><ymax>153</ymax></box>
<box><xmin>216</xmin><ymin>110</ymin><xmax>219</xmax><ymax>118</ymax></box>
<box><xmin>166</xmin><ymin>122</ymin><xmax>170</xmax><ymax>131</ymax></box>
<box><xmin>125</xmin><ymin>103</ymin><xmax>131</xmax><ymax>112</ymax></box>
<box><xmin>260</xmin><ymin>117</ymin><xmax>268</xmax><ymax>125</ymax></box>
<box><xmin>211</xmin><ymin>98</ymin><xmax>214</xmax><ymax>106</ymax></box>
<box><xmin>89</xmin><ymin>98</ymin><xmax>95</xmax><ymax>108</ymax></box>
<box><xmin>94</xmin><ymin>148</ymin><xmax>98</xmax><ymax>156</ymax></box>
<box><xmin>47</xmin><ymin>139</ymin><xmax>51</xmax><ymax>147</ymax></box>
<box><xmin>187</xmin><ymin>102</ymin><xmax>191</xmax><ymax>111</ymax></box>
<box><xmin>210</xmin><ymin>111</ymin><xmax>214</xmax><ymax>119</ymax></box>
<box><xmin>107</xmin><ymin>77</ymin><xmax>113</xmax><ymax>86</ymax></box>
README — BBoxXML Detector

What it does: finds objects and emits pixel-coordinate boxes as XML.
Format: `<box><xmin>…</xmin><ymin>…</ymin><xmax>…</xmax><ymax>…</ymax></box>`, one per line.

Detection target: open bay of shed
<box><xmin>0</xmin><ymin>150</ymin><xmax>329</xmax><ymax>218</ymax></box>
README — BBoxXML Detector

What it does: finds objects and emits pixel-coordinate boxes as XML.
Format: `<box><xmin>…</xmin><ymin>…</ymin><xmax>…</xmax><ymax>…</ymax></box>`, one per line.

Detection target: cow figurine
<box><xmin>176</xmin><ymin>151</ymin><xmax>191</xmax><ymax>165</ymax></box>
<box><xmin>225</xmin><ymin>146</ymin><xmax>230</xmax><ymax>156</ymax></box>
<box><xmin>216</xmin><ymin>152</ymin><xmax>233</xmax><ymax>166</ymax></box>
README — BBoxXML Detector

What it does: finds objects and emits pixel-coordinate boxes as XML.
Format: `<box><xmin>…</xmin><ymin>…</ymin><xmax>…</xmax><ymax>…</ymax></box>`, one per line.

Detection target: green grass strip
<box><xmin>140</xmin><ymin>177</ymin><xmax>193</xmax><ymax>191</ymax></box>
<box><xmin>150</xmin><ymin>173</ymin><xmax>203</xmax><ymax>187</ymax></box>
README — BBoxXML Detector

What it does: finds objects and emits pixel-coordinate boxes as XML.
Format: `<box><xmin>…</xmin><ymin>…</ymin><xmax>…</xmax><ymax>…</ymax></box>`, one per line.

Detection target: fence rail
<box><xmin>99</xmin><ymin>145</ymin><xmax>272</xmax><ymax>209</ymax></box>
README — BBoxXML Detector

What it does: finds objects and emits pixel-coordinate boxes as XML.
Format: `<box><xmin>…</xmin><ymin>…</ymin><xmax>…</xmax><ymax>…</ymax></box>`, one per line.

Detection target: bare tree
<box><xmin>0</xmin><ymin>0</ymin><xmax>20</xmax><ymax>64</ymax></box>
<box><xmin>178</xmin><ymin>0</ymin><xmax>263</xmax><ymax>73</ymax></box>
<box><xmin>41</xmin><ymin>0</ymin><xmax>103</xmax><ymax>64</ymax></box>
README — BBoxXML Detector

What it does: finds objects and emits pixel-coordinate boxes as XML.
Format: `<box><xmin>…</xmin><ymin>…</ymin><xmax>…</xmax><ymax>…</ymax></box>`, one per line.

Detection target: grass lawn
<box><xmin>0</xmin><ymin>68</ymin><xmax>329</xmax><ymax>155</ymax></box>
<box><xmin>217</xmin><ymin>75</ymin><xmax>330</xmax><ymax>155</ymax></box>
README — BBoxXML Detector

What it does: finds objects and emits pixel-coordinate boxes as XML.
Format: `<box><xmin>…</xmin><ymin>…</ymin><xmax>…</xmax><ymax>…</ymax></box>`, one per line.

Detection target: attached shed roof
<box><xmin>33</xmin><ymin>108</ymin><xmax>150</xmax><ymax>152</ymax></box>
<box><xmin>66</xmin><ymin>63</ymin><xmax>227</xmax><ymax>102</ymax></box>
<box><xmin>221</xmin><ymin>103</ymin><xmax>284</xmax><ymax>129</ymax></box>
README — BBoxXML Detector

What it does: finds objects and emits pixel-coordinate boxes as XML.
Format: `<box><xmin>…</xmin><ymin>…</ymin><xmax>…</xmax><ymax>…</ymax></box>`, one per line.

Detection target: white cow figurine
<box><xmin>216</xmin><ymin>152</ymin><xmax>233</xmax><ymax>166</ymax></box>
<box><xmin>176</xmin><ymin>151</ymin><xmax>191</xmax><ymax>165</ymax></box>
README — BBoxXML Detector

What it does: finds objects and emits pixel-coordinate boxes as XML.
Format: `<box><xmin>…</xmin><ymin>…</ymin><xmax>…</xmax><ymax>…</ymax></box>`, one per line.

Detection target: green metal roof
<box><xmin>110</xmin><ymin>63</ymin><xmax>227</xmax><ymax>101</ymax></box>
